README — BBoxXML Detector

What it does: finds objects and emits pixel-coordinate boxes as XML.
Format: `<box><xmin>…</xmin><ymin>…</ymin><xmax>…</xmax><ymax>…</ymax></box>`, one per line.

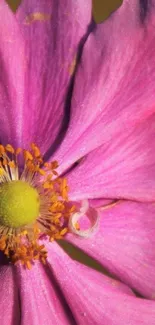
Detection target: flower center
<box><xmin>0</xmin><ymin>180</ymin><xmax>40</xmax><ymax>228</ymax></box>
<box><xmin>0</xmin><ymin>143</ymin><xmax>77</xmax><ymax>268</ymax></box>
<box><xmin>0</xmin><ymin>143</ymin><xmax>97</xmax><ymax>269</ymax></box>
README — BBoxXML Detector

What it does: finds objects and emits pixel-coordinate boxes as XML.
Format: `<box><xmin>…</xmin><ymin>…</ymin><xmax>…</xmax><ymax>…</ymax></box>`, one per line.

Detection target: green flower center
<box><xmin>0</xmin><ymin>180</ymin><xmax>40</xmax><ymax>228</ymax></box>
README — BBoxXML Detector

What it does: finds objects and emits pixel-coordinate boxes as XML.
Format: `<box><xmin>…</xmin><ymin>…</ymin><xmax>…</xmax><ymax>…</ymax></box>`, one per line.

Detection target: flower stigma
<box><xmin>0</xmin><ymin>181</ymin><xmax>40</xmax><ymax>228</ymax></box>
<box><xmin>0</xmin><ymin>143</ymin><xmax>76</xmax><ymax>269</ymax></box>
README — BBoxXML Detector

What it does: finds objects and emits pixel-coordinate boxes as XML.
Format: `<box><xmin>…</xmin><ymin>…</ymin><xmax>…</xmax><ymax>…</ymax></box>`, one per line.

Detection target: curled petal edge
<box><xmin>69</xmin><ymin>200</ymin><xmax>99</xmax><ymax>238</ymax></box>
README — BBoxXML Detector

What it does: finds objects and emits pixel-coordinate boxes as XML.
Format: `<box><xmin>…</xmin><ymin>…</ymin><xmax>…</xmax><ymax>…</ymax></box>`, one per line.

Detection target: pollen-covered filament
<box><xmin>0</xmin><ymin>144</ymin><xmax>75</xmax><ymax>269</ymax></box>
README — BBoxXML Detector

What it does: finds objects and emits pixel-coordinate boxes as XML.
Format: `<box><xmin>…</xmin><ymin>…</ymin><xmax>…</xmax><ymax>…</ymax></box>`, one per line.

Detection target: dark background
<box><xmin>7</xmin><ymin>0</ymin><xmax>122</xmax><ymax>22</ymax></box>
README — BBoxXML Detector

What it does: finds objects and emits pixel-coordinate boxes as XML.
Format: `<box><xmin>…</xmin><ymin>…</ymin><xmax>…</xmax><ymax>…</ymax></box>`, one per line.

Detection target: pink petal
<box><xmin>67</xmin><ymin>114</ymin><xmax>155</xmax><ymax>201</ymax></box>
<box><xmin>53</xmin><ymin>0</ymin><xmax>155</xmax><ymax>174</ymax></box>
<box><xmin>89</xmin><ymin>198</ymin><xmax>115</xmax><ymax>208</ymax></box>
<box><xmin>15</xmin><ymin>0</ymin><xmax>92</xmax><ymax>154</ymax></box>
<box><xmin>0</xmin><ymin>0</ymin><xmax>26</xmax><ymax>147</ymax></box>
<box><xmin>46</xmin><ymin>242</ymin><xmax>155</xmax><ymax>325</ymax></box>
<box><xmin>0</xmin><ymin>264</ymin><xmax>20</xmax><ymax>324</ymax></box>
<box><xmin>17</xmin><ymin>262</ymin><xmax>73</xmax><ymax>325</ymax></box>
<box><xmin>67</xmin><ymin>201</ymin><xmax>155</xmax><ymax>299</ymax></box>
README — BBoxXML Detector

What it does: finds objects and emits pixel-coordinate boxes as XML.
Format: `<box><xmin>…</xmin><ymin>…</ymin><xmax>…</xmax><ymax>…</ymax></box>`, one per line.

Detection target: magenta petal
<box><xmin>67</xmin><ymin>201</ymin><xmax>155</xmax><ymax>299</ymax></box>
<box><xmin>15</xmin><ymin>0</ymin><xmax>92</xmax><ymax>153</ymax></box>
<box><xmin>47</xmin><ymin>242</ymin><xmax>155</xmax><ymax>325</ymax></box>
<box><xmin>0</xmin><ymin>265</ymin><xmax>20</xmax><ymax>324</ymax></box>
<box><xmin>67</xmin><ymin>114</ymin><xmax>155</xmax><ymax>201</ymax></box>
<box><xmin>17</xmin><ymin>262</ymin><xmax>72</xmax><ymax>325</ymax></box>
<box><xmin>0</xmin><ymin>1</ymin><xmax>26</xmax><ymax>146</ymax></box>
<box><xmin>53</xmin><ymin>0</ymin><xmax>155</xmax><ymax>173</ymax></box>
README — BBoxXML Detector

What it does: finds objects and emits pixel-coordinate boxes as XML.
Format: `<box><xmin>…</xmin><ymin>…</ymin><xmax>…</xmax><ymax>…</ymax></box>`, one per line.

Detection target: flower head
<box><xmin>0</xmin><ymin>0</ymin><xmax>155</xmax><ymax>324</ymax></box>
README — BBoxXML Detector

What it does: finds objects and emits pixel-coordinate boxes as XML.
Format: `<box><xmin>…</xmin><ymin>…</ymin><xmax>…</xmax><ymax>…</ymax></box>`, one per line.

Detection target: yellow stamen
<box><xmin>0</xmin><ymin>168</ymin><xmax>4</xmax><ymax>176</ymax></box>
<box><xmin>23</xmin><ymin>150</ymin><xmax>33</xmax><ymax>161</ymax></box>
<box><xmin>31</xmin><ymin>143</ymin><xmax>41</xmax><ymax>158</ymax></box>
<box><xmin>0</xmin><ymin>145</ymin><xmax>5</xmax><ymax>154</ymax></box>
<box><xmin>16</xmin><ymin>148</ymin><xmax>22</xmax><ymax>155</ymax></box>
<box><xmin>0</xmin><ymin>143</ymin><xmax>74</xmax><ymax>269</ymax></box>
<box><xmin>5</xmin><ymin>144</ymin><xmax>15</xmax><ymax>154</ymax></box>
<box><xmin>8</xmin><ymin>161</ymin><xmax>16</xmax><ymax>168</ymax></box>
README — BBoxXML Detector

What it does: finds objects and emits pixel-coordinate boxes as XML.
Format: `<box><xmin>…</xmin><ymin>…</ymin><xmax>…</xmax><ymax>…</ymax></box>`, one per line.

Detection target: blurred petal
<box><xmin>47</xmin><ymin>243</ymin><xmax>155</xmax><ymax>325</ymax></box>
<box><xmin>0</xmin><ymin>0</ymin><xmax>26</xmax><ymax>146</ymax></box>
<box><xmin>0</xmin><ymin>265</ymin><xmax>20</xmax><ymax>324</ymax></box>
<box><xmin>17</xmin><ymin>262</ymin><xmax>73</xmax><ymax>325</ymax></box>
<box><xmin>67</xmin><ymin>114</ymin><xmax>155</xmax><ymax>201</ymax></box>
<box><xmin>16</xmin><ymin>0</ymin><xmax>92</xmax><ymax>153</ymax></box>
<box><xmin>67</xmin><ymin>201</ymin><xmax>155</xmax><ymax>299</ymax></box>
<box><xmin>53</xmin><ymin>0</ymin><xmax>155</xmax><ymax>174</ymax></box>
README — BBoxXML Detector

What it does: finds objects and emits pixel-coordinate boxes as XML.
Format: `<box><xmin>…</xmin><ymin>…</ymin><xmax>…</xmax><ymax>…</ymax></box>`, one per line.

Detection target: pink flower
<box><xmin>0</xmin><ymin>0</ymin><xmax>155</xmax><ymax>324</ymax></box>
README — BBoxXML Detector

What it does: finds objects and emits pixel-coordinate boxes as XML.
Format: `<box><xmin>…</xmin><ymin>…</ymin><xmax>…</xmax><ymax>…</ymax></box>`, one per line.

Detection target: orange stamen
<box><xmin>0</xmin><ymin>143</ymin><xmax>74</xmax><ymax>269</ymax></box>
<box><xmin>5</xmin><ymin>144</ymin><xmax>15</xmax><ymax>154</ymax></box>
